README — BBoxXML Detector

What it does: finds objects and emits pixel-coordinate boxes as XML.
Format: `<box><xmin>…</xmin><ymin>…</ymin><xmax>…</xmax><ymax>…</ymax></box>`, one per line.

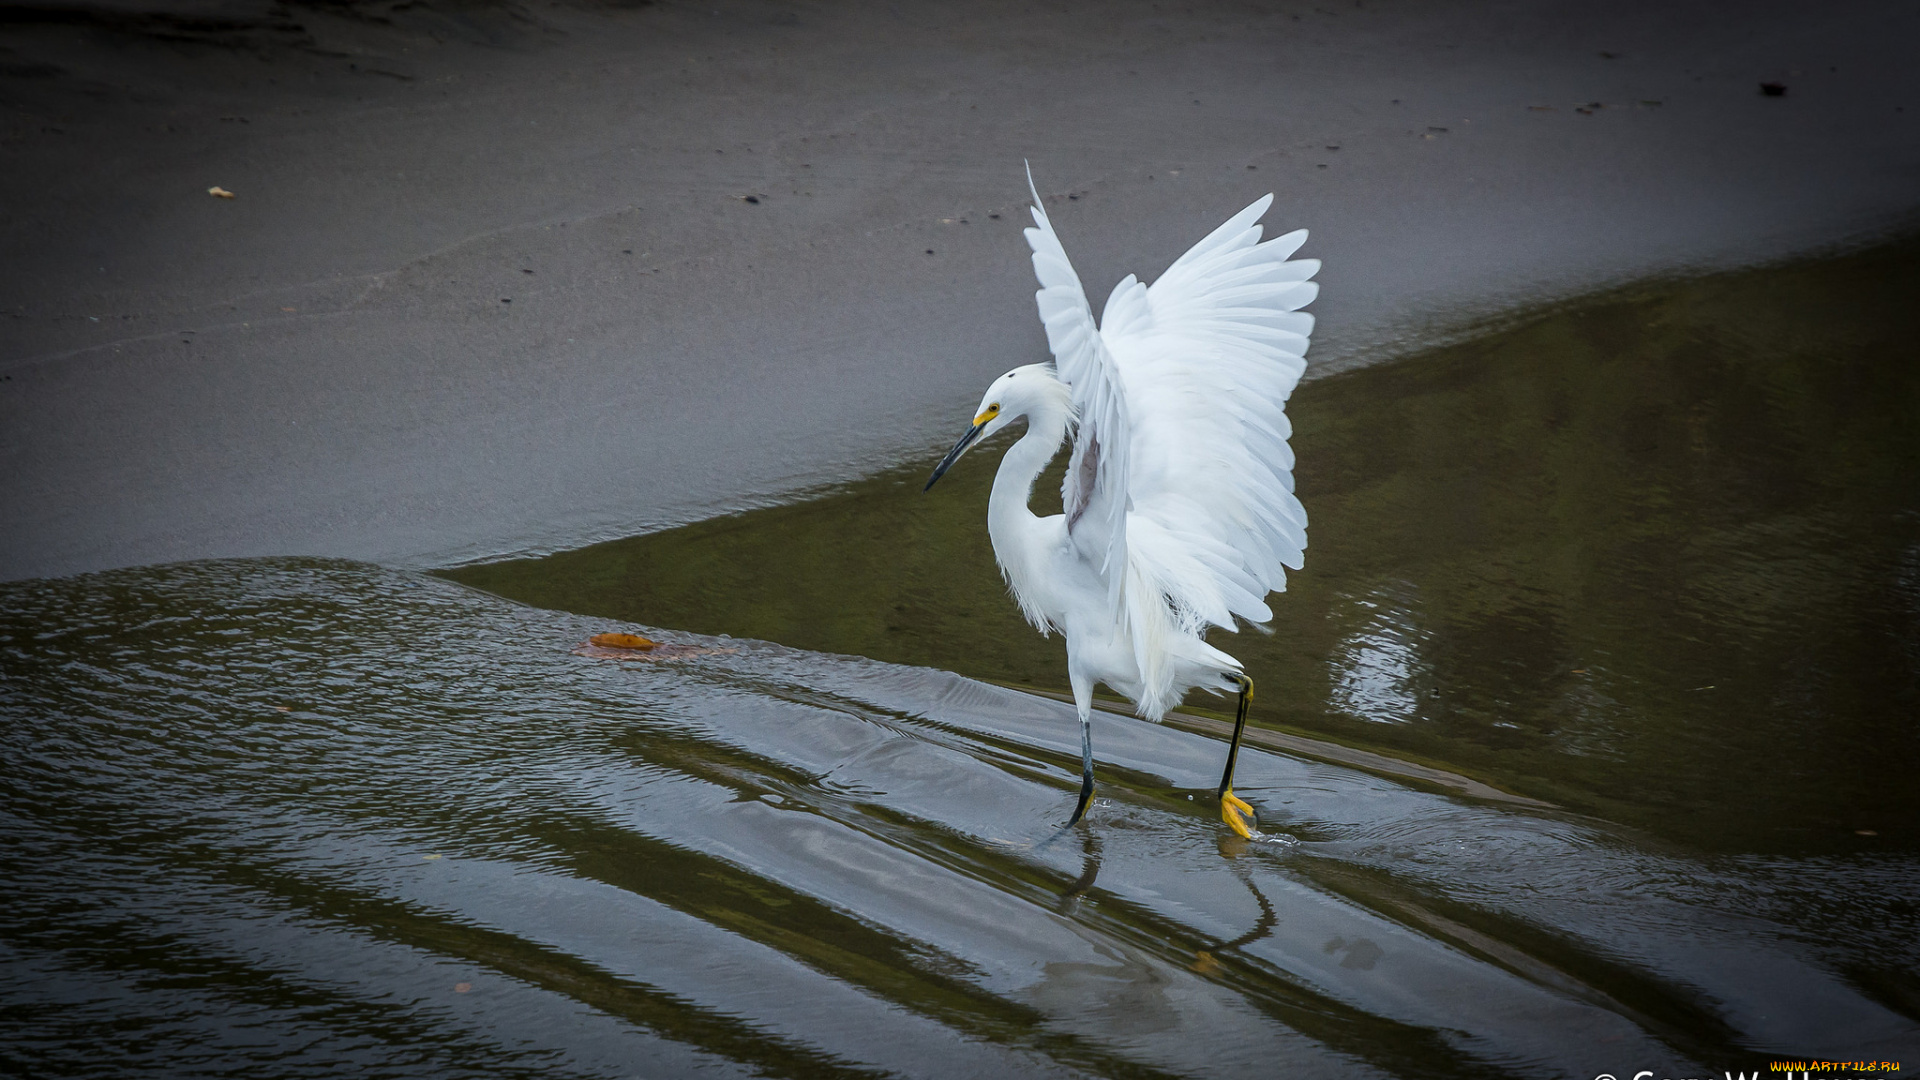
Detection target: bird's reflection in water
<box><xmin>1191</xmin><ymin>834</ymin><xmax>1279</xmax><ymax>976</ymax></box>
<box><xmin>1027</xmin><ymin>824</ymin><xmax>1283</xmax><ymax>1037</ymax></box>
<box><xmin>1045</xmin><ymin>823</ymin><xmax>1279</xmax><ymax>972</ymax></box>
<box><xmin>1054</xmin><ymin>828</ymin><xmax>1103</xmax><ymax>912</ymax></box>
<box><xmin>1028</xmin><ymin>828</ymin><xmax>1192</xmax><ymax>1036</ymax></box>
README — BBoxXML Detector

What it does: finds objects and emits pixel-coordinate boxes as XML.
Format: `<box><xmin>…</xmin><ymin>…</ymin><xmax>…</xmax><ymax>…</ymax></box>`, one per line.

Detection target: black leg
<box><xmin>1068</xmin><ymin>767</ymin><xmax>1095</xmax><ymax>825</ymax></box>
<box><xmin>1218</xmin><ymin>674</ymin><xmax>1257</xmax><ymax>838</ymax></box>
<box><xmin>1217</xmin><ymin>672</ymin><xmax>1252</xmax><ymax>797</ymax></box>
<box><xmin>1068</xmin><ymin>707</ymin><xmax>1095</xmax><ymax>826</ymax></box>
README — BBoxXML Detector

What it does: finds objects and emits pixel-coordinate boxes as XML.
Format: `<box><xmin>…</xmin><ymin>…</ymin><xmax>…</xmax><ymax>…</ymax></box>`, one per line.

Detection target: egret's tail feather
<box><xmin>1122</xmin><ymin>548</ymin><xmax>1243</xmax><ymax>720</ymax></box>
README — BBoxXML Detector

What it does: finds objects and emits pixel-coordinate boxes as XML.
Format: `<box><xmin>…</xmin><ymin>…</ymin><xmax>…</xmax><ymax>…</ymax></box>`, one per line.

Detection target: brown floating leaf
<box><xmin>574</xmin><ymin>639</ymin><xmax>736</xmax><ymax>662</ymax></box>
<box><xmin>208</xmin><ymin>186</ymin><xmax>235</xmax><ymax>198</ymax></box>
<box><xmin>454</xmin><ymin>982</ymin><xmax>472</xmax><ymax>993</ymax></box>
<box><xmin>589</xmin><ymin>632</ymin><xmax>655</xmax><ymax>650</ymax></box>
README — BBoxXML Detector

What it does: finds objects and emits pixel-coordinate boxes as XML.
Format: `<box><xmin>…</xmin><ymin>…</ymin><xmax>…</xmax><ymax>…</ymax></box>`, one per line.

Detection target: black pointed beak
<box><xmin>924</xmin><ymin>420</ymin><xmax>986</xmax><ymax>491</ymax></box>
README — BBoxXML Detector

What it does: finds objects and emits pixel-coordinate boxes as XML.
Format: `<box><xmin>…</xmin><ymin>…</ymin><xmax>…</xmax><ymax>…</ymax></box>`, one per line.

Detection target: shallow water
<box><xmin>453</xmin><ymin>239</ymin><xmax>1920</xmax><ymax>856</ymax></box>
<box><xmin>7</xmin><ymin>244</ymin><xmax>1920</xmax><ymax>1078</ymax></box>
<box><xmin>4</xmin><ymin>558</ymin><xmax>1915</xmax><ymax>1077</ymax></box>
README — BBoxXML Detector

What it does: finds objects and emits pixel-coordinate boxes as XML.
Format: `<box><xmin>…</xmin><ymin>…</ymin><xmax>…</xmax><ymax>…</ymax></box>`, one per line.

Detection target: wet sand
<box><xmin>3</xmin><ymin>0</ymin><xmax>1917</xmax><ymax>581</ymax></box>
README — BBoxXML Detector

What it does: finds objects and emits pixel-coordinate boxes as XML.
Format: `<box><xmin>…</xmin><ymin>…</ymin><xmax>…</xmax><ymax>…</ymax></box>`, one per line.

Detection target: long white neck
<box><xmin>987</xmin><ymin>402</ymin><xmax>1070</xmax><ymax>630</ymax></box>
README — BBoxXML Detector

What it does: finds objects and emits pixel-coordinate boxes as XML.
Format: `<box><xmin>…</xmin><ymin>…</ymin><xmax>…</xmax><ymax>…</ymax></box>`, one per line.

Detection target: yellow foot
<box><xmin>1220</xmin><ymin>790</ymin><xmax>1257</xmax><ymax>839</ymax></box>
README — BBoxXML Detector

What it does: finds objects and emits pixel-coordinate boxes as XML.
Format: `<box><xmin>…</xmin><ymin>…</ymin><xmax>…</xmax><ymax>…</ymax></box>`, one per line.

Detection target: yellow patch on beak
<box><xmin>972</xmin><ymin>404</ymin><xmax>1000</xmax><ymax>427</ymax></box>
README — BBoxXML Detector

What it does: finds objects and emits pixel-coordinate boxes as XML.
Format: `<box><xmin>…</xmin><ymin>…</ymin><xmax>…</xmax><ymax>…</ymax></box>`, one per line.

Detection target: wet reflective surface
<box><xmin>5</xmin><ymin>559</ymin><xmax>1915</xmax><ymax>1077</ymax></box>
<box><xmin>454</xmin><ymin>239</ymin><xmax>1920</xmax><ymax>856</ymax></box>
<box><xmin>7</xmin><ymin>242</ymin><xmax>1920</xmax><ymax>1077</ymax></box>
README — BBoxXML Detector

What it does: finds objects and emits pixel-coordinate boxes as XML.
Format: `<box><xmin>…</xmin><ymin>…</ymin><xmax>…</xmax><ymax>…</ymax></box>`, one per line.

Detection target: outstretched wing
<box><xmin>1025</xmin><ymin>178</ymin><xmax>1317</xmax><ymax>706</ymax></box>
<box><xmin>1108</xmin><ymin>192</ymin><xmax>1317</xmax><ymax>628</ymax></box>
<box><xmin>1024</xmin><ymin>170</ymin><xmax>1131</xmax><ymax>612</ymax></box>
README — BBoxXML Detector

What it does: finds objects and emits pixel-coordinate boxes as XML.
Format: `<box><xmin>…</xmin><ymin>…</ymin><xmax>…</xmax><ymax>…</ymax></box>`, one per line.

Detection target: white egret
<box><xmin>924</xmin><ymin>173</ymin><xmax>1317</xmax><ymax>838</ymax></box>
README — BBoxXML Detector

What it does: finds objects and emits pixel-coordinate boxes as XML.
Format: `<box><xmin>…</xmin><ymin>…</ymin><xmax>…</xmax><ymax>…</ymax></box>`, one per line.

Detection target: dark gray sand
<box><xmin>3</xmin><ymin>0</ymin><xmax>1916</xmax><ymax>581</ymax></box>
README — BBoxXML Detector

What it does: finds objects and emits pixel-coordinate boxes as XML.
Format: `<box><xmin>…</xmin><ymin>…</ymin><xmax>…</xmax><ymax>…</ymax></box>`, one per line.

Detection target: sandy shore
<box><xmin>2</xmin><ymin>0</ymin><xmax>1915</xmax><ymax>581</ymax></box>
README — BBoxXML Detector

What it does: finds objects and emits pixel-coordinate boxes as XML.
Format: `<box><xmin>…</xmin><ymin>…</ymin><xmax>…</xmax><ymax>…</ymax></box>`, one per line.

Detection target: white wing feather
<box><xmin>1023</xmin><ymin>170</ymin><xmax>1131</xmax><ymax>611</ymax></box>
<box><xmin>1025</xmin><ymin>177</ymin><xmax>1318</xmax><ymax>715</ymax></box>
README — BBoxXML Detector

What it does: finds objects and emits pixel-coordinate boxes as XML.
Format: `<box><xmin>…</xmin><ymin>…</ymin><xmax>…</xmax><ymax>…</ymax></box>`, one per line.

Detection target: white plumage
<box><xmin>924</xmin><ymin>171</ymin><xmax>1318</xmax><ymax>834</ymax></box>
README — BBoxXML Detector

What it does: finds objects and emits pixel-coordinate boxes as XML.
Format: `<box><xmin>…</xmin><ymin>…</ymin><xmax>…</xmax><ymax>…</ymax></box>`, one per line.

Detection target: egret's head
<box><xmin>924</xmin><ymin>363</ymin><xmax>1067</xmax><ymax>490</ymax></box>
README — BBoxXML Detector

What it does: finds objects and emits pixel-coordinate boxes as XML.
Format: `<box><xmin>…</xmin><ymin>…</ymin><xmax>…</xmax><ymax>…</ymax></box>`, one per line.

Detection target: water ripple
<box><xmin>3</xmin><ymin>559</ymin><xmax>1915</xmax><ymax>1077</ymax></box>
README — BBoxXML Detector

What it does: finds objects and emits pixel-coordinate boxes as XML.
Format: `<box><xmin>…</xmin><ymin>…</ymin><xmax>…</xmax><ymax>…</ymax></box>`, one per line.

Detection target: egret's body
<box><xmin>927</xmin><ymin>176</ymin><xmax>1317</xmax><ymax>837</ymax></box>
